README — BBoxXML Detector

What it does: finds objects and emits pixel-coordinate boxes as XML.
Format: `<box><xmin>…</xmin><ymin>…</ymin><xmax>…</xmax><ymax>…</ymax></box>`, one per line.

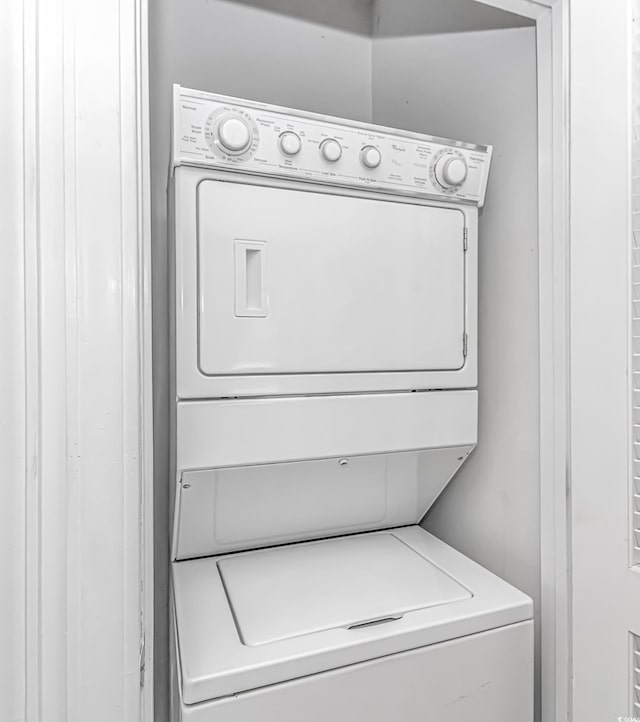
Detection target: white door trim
<box><xmin>568</xmin><ymin>1</ymin><xmax>638</xmax><ymax>719</ymax></box>
<box><xmin>1</xmin><ymin>0</ymin><xmax>154</xmax><ymax>719</ymax></box>
<box><xmin>535</xmin><ymin>5</ymin><xmax>571</xmax><ymax>722</ymax></box>
<box><xmin>1</xmin><ymin>2</ymin><xmax>28</xmax><ymax>719</ymax></box>
<box><xmin>137</xmin><ymin>0</ymin><xmax>155</xmax><ymax>716</ymax></box>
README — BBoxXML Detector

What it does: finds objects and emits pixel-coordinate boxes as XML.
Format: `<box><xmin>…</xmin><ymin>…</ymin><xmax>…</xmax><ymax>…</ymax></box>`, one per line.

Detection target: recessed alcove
<box><xmin>149</xmin><ymin>1</ymin><xmax>539</xmax><ymax>718</ymax></box>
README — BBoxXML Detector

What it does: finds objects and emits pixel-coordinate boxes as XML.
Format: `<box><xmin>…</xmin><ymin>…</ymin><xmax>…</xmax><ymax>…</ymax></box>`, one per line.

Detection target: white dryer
<box><xmin>170</xmin><ymin>86</ymin><xmax>533</xmax><ymax>722</ymax></box>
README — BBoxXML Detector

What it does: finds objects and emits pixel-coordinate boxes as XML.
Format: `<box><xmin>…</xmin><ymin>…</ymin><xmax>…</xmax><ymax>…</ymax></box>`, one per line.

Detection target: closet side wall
<box><xmin>149</xmin><ymin>3</ymin><xmax>372</xmax><ymax>719</ymax></box>
<box><xmin>372</xmin><ymin>25</ymin><xmax>540</xmax><ymax>719</ymax></box>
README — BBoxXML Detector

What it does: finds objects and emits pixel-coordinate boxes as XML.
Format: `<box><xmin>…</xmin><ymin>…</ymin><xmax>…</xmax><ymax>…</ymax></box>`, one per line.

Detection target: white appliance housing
<box><xmin>170</xmin><ymin>87</ymin><xmax>533</xmax><ymax>722</ymax></box>
<box><xmin>172</xmin><ymin>86</ymin><xmax>490</xmax><ymax>399</ymax></box>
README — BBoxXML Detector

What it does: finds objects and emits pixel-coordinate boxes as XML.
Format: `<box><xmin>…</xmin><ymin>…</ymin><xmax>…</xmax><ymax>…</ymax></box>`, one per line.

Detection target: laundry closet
<box><xmin>149</xmin><ymin>2</ymin><xmax>540</xmax><ymax>720</ymax></box>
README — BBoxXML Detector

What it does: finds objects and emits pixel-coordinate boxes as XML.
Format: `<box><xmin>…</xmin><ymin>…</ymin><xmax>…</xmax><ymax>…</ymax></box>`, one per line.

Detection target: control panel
<box><xmin>172</xmin><ymin>86</ymin><xmax>493</xmax><ymax>206</ymax></box>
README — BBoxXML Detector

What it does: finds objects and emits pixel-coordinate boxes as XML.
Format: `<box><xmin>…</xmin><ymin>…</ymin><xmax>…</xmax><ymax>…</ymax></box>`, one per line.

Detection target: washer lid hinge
<box><xmin>463</xmin><ymin>333</ymin><xmax>468</xmax><ymax>358</ymax></box>
<box><xmin>463</xmin><ymin>227</ymin><xmax>468</xmax><ymax>251</ymax></box>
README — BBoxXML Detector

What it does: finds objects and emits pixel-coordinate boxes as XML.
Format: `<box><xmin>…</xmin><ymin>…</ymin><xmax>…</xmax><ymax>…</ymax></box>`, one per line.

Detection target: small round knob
<box><xmin>217</xmin><ymin>115</ymin><xmax>252</xmax><ymax>153</ymax></box>
<box><xmin>320</xmin><ymin>138</ymin><xmax>342</xmax><ymax>163</ymax></box>
<box><xmin>279</xmin><ymin>131</ymin><xmax>301</xmax><ymax>156</ymax></box>
<box><xmin>360</xmin><ymin>145</ymin><xmax>382</xmax><ymax>169</ymax></box>
<box><xmin>434</xmin><ymin>153</ymin><xmax>468</xmax><ymax>188</ymax></box>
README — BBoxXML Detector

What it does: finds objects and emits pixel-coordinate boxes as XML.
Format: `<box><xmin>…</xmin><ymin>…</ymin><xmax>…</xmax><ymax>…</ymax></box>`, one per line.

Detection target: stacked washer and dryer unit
<box><xmin>169</xmin><ymin>86</ymin><xmax>534</xmax><ymax>722</ymax></box>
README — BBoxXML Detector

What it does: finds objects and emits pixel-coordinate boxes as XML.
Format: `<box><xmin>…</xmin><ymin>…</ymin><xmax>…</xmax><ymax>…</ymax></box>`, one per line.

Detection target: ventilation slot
<box><xmin>633</xmin><ymin>634</ymin><xmax>640</xmax><ymax>717</ymax></box>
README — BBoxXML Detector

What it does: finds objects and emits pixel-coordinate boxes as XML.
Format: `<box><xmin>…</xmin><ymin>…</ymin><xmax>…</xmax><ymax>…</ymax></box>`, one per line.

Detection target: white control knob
<box><xmin>217</xmin><ymin>115</ymin><xmax>252</xmax><ymax>153</ymax></box>
<box><xmin>434</xmin><ymin>153</ymin><xmax>468</xmax><ymax>188</ymax></box>
<box><xmin>279</xmin><ymin>131</ymin><xmax>301</xmax><ymax>156</ymax></box>
<box><xmin>320</xmin><ymin>138</ymin><xmax>342</xmax><ymax>163</ymax></box>
<box><xmin>360</xmin><ymin>145</ymin><xmax>382</xmax><ymax>169</ymax></box>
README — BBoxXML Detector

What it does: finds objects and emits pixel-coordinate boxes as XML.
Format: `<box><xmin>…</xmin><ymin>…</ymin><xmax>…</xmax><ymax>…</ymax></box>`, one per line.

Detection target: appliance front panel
<box><xmin>178</xmin><ymin>622</ymin><xmax>533</xmax><ymax>722</ymax></box>
<box><xmin>197</xmin><ymin>180</ymin><xmax>466</xmax><ymax>377</ymax></box>
<box><xmin>173</xmin><ymin>446</ymin><xmax>474</xmax><ymax>559</ymax></box>
<box><xmin>173</xmin><ymin>86</ymin><xmax>493</xmax><ymax>207</ymax></box>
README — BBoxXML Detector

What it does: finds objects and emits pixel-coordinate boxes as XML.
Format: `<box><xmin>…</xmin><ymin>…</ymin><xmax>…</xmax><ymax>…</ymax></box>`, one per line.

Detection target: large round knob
<box><xmin>217</xmin><ymin>115</ymin><xmax>252</xmax><ymax>153</ymax></box>
<box><xmin>319</xmin><ymin>138</ymin><xmax>342</xmax><ymax>163</ymax></box>
<box><xmin>279</xmin><ymin>131</ymin><xmax>301</xmax><ymax>156</ymax></box>
<box><xmin>360</xmin><ymin>145</ymin><xmax>382</xmax><ymax>169</ymax></box>
<box><xmin>434</xmin><ymin>153</ymin><xmax>468</xmax><ymax>188</ymax></box>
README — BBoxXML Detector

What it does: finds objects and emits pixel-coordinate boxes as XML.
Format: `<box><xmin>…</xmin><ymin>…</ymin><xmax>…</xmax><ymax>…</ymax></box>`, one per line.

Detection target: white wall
<box><xmin>149</xmin><ymin>3</ymin><xmax>372</xmax><ymax>718</ymax></box>
<box><xmin>371</xmin><ymin>24</ymin><xmax>540</xmax><ymax>719</ymax></box>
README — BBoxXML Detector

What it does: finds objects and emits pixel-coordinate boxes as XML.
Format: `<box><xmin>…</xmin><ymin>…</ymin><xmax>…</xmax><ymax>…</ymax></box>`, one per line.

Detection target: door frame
<box><xmin>1</xmin><ymin>0</ymin><xmax>154</xmax><ymax>720</ymax></box>
<box><xmin>534</xmin><ymin>6</ymin><xmax>571</xmax><ymax>721</ymax></box>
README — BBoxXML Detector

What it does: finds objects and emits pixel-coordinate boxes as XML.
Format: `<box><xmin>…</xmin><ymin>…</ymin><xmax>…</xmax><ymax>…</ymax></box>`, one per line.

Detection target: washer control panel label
<box><xmin>173</xmin><ymin>85</ymin><xmax>492</xmax><ymax>206</ymax></box>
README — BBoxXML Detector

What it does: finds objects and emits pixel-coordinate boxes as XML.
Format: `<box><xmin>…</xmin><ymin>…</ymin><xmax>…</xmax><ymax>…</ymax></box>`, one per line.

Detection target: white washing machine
<box><xmin>169</xmin><ymin>86</ymin><xmax>533</xmax><ymax>722</ymax></box>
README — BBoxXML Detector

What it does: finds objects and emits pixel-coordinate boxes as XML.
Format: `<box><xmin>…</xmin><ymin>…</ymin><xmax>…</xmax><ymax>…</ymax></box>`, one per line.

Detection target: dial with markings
<box><xmin>204</xmin><ymin>107</ymin><xmax>259</xmax><ymax>160</ymax></box>
<box><xmin>279</xmin><ymin>131</ymin><xmax>302</xmax><ymax>156</ymax></box>
<box><xmin>434</xmin><ymin>152</ymin><xmax>468</xmax><ymax>189</ymax></box>
<box><xmin>319</xmin><ymin>138</ymin><xmax>342</xmax><ymax>163</ymax></box>
<box><xmin>360</xmin><ymin>145</ymin><xmax>382</xmax><ymax>169</ymax></box>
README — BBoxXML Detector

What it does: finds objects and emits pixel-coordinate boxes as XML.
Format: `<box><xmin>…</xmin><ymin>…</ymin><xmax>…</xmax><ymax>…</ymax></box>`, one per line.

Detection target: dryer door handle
<box><xmin>234</xmin><ymin>240</ymin><xmax>267</xmax><ymax>318</ymax></box>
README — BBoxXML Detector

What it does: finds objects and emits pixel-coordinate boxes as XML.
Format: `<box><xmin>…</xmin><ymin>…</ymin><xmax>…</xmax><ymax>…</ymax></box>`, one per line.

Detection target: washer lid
<box><xmin>218</xmin><ymin>533</ymin><xmax>471</xmax><ymax>646</ymax></box>
<box><xmin>172</xmin><ymin>526</ymin><xmax>534</xmax><ymax>705</ymax></box>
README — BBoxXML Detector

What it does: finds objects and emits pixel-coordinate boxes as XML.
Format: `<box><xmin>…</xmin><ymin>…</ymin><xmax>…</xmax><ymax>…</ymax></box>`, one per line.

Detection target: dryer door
<box><xmin>197</xmin><ymin>180</ymin><xmax>466</xmax><ymax>377</ymax></box>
